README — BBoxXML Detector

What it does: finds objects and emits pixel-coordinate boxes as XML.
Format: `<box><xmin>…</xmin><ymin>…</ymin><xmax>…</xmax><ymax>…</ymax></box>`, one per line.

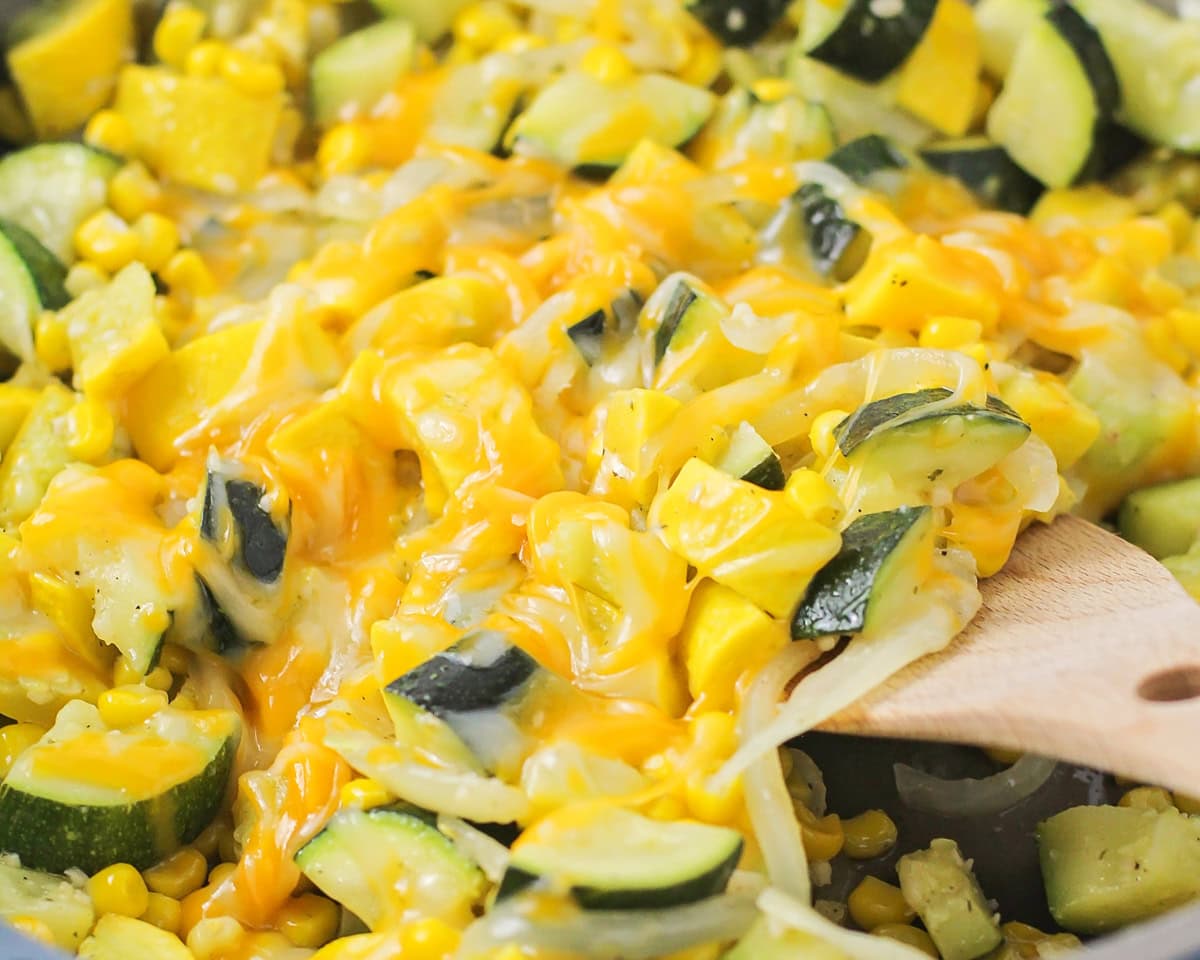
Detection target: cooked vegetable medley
<box><xmin>0</xmin><ymin>0</ymin><xmax>1197</xmax><ymax>956</ymax></box>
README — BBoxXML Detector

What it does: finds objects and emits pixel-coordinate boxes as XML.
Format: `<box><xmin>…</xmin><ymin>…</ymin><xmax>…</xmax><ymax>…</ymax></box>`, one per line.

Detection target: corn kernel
<box><xmin>277</xmin><ymin>893</ymin><xmax>341</xmax><ymax>948</ymax></box>
<box><xmin>580</xmin><ymin>43</ymin><xmax>635</xmax><ymax>84</ymax></box>
<box><xmin>843</xmin><ymin>809</ymin><xmax>898</xmax><ymax>860</ymax></box>
<box><xmin>145</xmin><ymin>847</ymin><xmax>208</xmax><ymax>899</ymax></box>
<box><xmin>784</xmin><ymin>468</ymin><xmax>844</xmax><ymax>526</ymax></box>
<box><xmin>132</xmin><ymin>213</ymin><xmax>181</xmax><ymax>273</ymax></box>
<box><xmin>89</xmin><ymin>863</ymin><xmax>150</xmax><ymax>919</ymax></box>
<box><xmin>185</xmin><ymin>40</ymin><xmax>225</xmax><ymax>78</ymax></box>
<box><xmin>34</xmin><ymin>311</ymin><xmax>72</xmax><ymax>372</ymax></box>
<box><xmin>220</xmin><ymin>48</ymin><xmax>285</xmax><ymax>98</ymax></box>
<box><xmin>553</xmin><ymin>14</ymin><xmax>585</xmax><ymax>42</ymax></box>
<box><xmin>1158</xmin><ymin>201</ymin><xmax>1193</xmax><ymax>251</ymax></box>
<box><xmin>64</xmin><ymin>262</ymin><xmax>109</xmax><ymax>299</ymax></box>
<box><xmin>678</xmin><ymin>31</ymin><xmax>723</xmax><ymax>87</ymax></box>
<box><xmin>108</xmin><ymin>163</ymin><xmax>163</xmax><ymax>222</ymax></box>
<box><xmin>75</xmin><ymin>209</ymin><xmax>139</xmax><ymax>274</ymax></box>
<box><xmin>144</xmin><ymin>665</ymin><xmax>175</xmax><ymax>691</ymax></box>
<box><xmin>453</xmin><ymin>1</ymin><xmax>520</xmax><ymax>51</ymax></box>
<box><xmin>192</xmin><ymin>818</ymin><xmax>232</xmax><ymax>861</ymax></box>
<box><xmin>1119</xmin><ymin>785</ymin><xmax>1174</xmax><ymax>812</ymax></box>
<box><xmin>397</xmin><ymin>917</ymin><xmax>461</xmax><ymax>960</ymax></box>
<box><xmin>794</xmin><ymin>804</ymin><xmax>844</xmax><ymax>862</ymax></box>
<box><xmin>114</xmin><ymin>655</ymin><xmax>145</xmax><ymax>687</ymax></box>
<box><xmin>0</xmin><ymin>723</ymin><xmax>44</xmax><ymax>778</ymax></box>
<box><xmin>749</xmin><ymin>78</ymin><xmax>793</xmax><ymax>103</ymax></box>
<box><xmin>83</xmin><ymin>110</ymin><xmax>134</xmax><ymax>157</ymax></box>
<box><xmin>161</xmin><ymin>249</ymin><xmax>215</xmax><ymax>298</ymax></box>
<box><xmin>64</xmin><ymin>397</ymin><xmax>116</xmax><ymax>463</ymax></box>
<box><xmin>218</xmin><ymin>826</ymin><xmax>239</xmax><ymax>864</ymax></box>
<box><xmin>141</xmin><ymin>892</ymin><xmax>183</xmax><ymax>934</ymax></box>
<box><xmin>848</xmin><ymin>876</ymin><xmax>914</xmax><ymax>931</ymax></box>
<box><xmin>187</xmin><ymin>916</ymin><xmax>243</xmax><ymax>960</ymax></box>
<box><xmin>154</xmin><ymin>3</ymin><xmax>207</xmax><ymax>69</ymax></box>
<box><xmin>495</xmin><ymin>31</ymin><xmax>546</xmax><ymax>53</ymax></box>
<box><xmin>98</xmin><ymin>685</ymin><xmax>169</xmax><ymax>728</ymax></box>
<box><xmin>317</xmin><ymin>124</ymin><xmax>372</xmax><ymax>178</ymax></box>
<box><xmin>339</xmin><ymin>777</ymin><xmax>391</xmax><ymax>810</ymax></box>
<box><xmin>919</xmin><ymin>315</ymin><xmax>983</xmax><ymax>350</ymax></box>
<box><xmin>873</xmin><ymin>923</ymin><xmax>938</xmax><ymax>957</ymax></box>
<box><xmin>6</xmin><ymin>915</ymin><xmax>55</xmax><ymax>944</ymax></box>
<box><xmin>809</xmin><ymin>409</ymin><xmax>848</xmax><ymax>461</ymax></box>
<box><xmin>178</xmin><ymin>885</ymin><xmax>211</xmax><ymax>939</ymax></box>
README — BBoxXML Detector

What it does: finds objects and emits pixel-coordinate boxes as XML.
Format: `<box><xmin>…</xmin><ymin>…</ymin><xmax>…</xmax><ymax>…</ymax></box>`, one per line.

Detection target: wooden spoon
<box><xmin>820</xmin><ymin>515</ymin><xmax>1200</xmax><ymax>799</ymax></box>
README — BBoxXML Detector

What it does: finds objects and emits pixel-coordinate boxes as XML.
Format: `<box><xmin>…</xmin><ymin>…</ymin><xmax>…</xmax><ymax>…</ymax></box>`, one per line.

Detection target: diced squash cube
<box><xmin>680</xmin><ymin>580</ymin><xmax>789</xmax><ymax>711</ymax></box>
<box><xmin>345</xmin><ymin>274</ymin><xmax>509</xmax><ymax>354</ymax></box>
<box><xmin>0</xmin><ymin>382</ymin><xmax>79</xmax><ymax>526</ymax></box>
<box><xmin>895</xmin><ymin>0</ymin><xmax>980</xmax><ymax>136</ymax></box>
<box><xmin>114</xmin><ymin>64</ymin><xmax>282</xmax><ymax>193</ymax></box>
<box><xmin>8</xmin><ymin>0</ymin><xmax>133</xmax><ymax>138</ymax></box>
<box><xmin>0</xmin><ymin>623</ymin><xmax>108</xmax><ymax>725</ymax></box>
<box><xmin>997</xmin><ymin>370</ymin><xmax>1100</xmax><ymax>470</ymax></box>
<box><xmin>585</xmin><ymin>388</ymin><xmax>682</xmax><ymax>509</ymax></box>
<box><xmin>60</xmin><ymin>262</ymin><xmax>167</xmax><ymax>401</ymax></box>
<box><xmin>374</xmin><ymin>343</ymin><xmax>563</xmax><ymax>515</ymax></box>
<box><xmin>651</xmin><ymin>458</ymin><xmax>841</xmax><ymax>618</ymax></box>
<box><xmin>370</xmin><ymin>614</ymin><xmax>458</xmax><ymax>683</ymax></box>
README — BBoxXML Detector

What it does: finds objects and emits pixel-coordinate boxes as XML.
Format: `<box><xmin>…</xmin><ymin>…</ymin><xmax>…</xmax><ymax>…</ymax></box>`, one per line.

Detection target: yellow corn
<box><xmin>158</xmin><ymin>643</ymin><xmax>191</xmax><ymax>675</ymax></box>
<box><xmin>34</xmin><ymin>311</ymin><xmax>72</xmax><ymax>371</ymax></box>
<box><xmin>89</xmin><ymin>863</ymin><xmax>151</xmax><ymax>919</ymax></box>
<box><xmin>1119</xmin><ymin>786</ymin><xmax>1174</xmax><ymax>812</ymax></box>
<box><xmin>749</xmin><ymin>78</ymin><xmax>793</xmax><ymax>104</ymax></box>
<box><xmin>141</xmin><ymin>892</ymin><xmax>183</xmax><ymax>934</ymax></box>
<box><xmin>873</xmin><ymin>923</ymin><xmax>938</xmax><ymax>957</ymax></box>
<box><xmin>144</xmin><ymin>665</ymin><xmax>175</xmax><ymax>692</ymax></box>
<box><xmin>842</xmin><ymin>809</ymin><xmax>898</xmax><ymax>860</ymax></box>
<box><xmin>161</xmin><ymin>249</ymin><xmax>216</xmax><ymax>298</ymax></box>
<box><xmin>133</xmin><ymin>213</ymin><xmax>181</xmax><ymax>273</ymax></box>
<box><xmin>277</xmin><ymin>893</ymin><xmax>342</xmax><ymax>948</ymax></box>
<box><xmin>65</xmin><ymin>261</ymin><xmax>109</xmax><ymax>299</ymax></box>
<box><xmin>187</xmin><ymin>916</ymin><xmax>243</xmax><ymax>960</ymax></box>
<box><xmin>185</xmin><ymin>40</ymin><xmax>226</xmax><ymax>78</ymax></box>
<box><xmin>207</xmin><ymin>862</ymin><xmax>237</xmax><ymax>887</ymax></box>
<box><xmin>97</xmin><ymin>685</ymin><xmax>169</xmax><ymax>728</ymax></box>
<box><xmin>6</xmin><ymin>915</ymin><xmax>56</xmax><ymax>945</ymax></box>
<box><xmin>114</xmin><ymin>655</ymin><xmax>146</xmax><ymax>687</ymax></box>
<box><xmin>453</xmin><ymin>2</ymin><xmax>520</xmax><ymax>52</ymax></box>
<box><xmin>0</xmin><ymin>723</ymin><xmax>44</xmax><ymax>778</ymax></box>
<box><xmin>339</xmin><ymin>777</ymin><xmax>391</xmax><ymax>810</ymax></box>
<box><xmin>396</xmin><ymin>917</ymin><xmax>462</xmax><ymax>960</ymax></box>
<box><xmin>847</xmin><ymin>876</ymin><xmax>914</xmax><ymax>931</ymax></box>
<box><xmin>317</xmin><ymin>124</ymin><xmax>372</xmax><ymax>178</ymax></box>
<box><xmin>83</xmin><ymin>110</ymin><xmax>134</xmax><ymax>157</ymax></box>
<box><xmin>220</xmin><ymin>48</ymin><xmax>286</xmax><ymax>98</ymax></box>
<box><xmin>580</xmin><ymin>43</ymin><xmax>636</xmax><ymax>84</ymax></box>
<box><xmin>495</xmin><ymin>31</ymin><xmax>547</xmax><ymax>53</ymax></box>
<box><xmin>64</xmin><ymin>397</ymin><xmax>116</xmax><ymax>463</ymax></box>
<box><xmin>108</xmin><ymin>163</ymin><xmax>163</xmax><ymax>222</ymax></box>
<box><xmin>144</xmin><ymin>847</ymin><xmax>208</xmax><ymax>899</ymax></box>
<box><xmin>678</xmin><ymin>31</ymin><xmax>723</xmax><ymax>87</ymax></box>
<box><xmin>191</xmin><ymin>818</ymin><xmax>233</xmax><ymax>861</ymax></box>
<box><xmin>783</xmin><ymin>468</ymin><xmax>844</xmax><ymax>526</ymax></box>
<box><xmin>809</xmin><ymin>409</ymin><xmax>848</xmax><ymax>461</ymax></box>
<box><xmin>153</xmin><ymin>4</ymin><xmax>207</xmax><ymax>69</ymax></box>
<box><xmin>75</xmin><ymin>209</ymin><xmax>139</xmax><ymax>274</ymax></box>
<box><xmin>919</xmin><ymin>315</ymin><xmax>983</xmax><ymax>350</ymax></box>
<box><xmin>794</xmin><ymin>805</ymin><xmax>844</xmax><ymax>862</ymax></box>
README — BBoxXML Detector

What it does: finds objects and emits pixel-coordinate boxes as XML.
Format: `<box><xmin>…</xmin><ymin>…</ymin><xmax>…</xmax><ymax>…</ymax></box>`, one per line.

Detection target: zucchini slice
<box><xmin>565</xmin><ymin>291</ymin><xmax>642</xmax><ymax>367</ymax></box>
<box><xmin>1117</xmin><ymin>477</ymin><xmax>1200</xmax><ymax>561</ymax></box>
<box><xmin>0</xmin><ymin>143</ymin><xmax>118</xmax><ymax>262</ymax></box>
<box><xmin>715</xmin><ymin>421</ymin><xmax>785</xmax><ymax>491</ymax></box>
<box><xmin>0</xmin><ymin>700</ymin><xmax>239</xmax><ymax>873</ymax></box>
<box><xmin>827</xmin><ymin>134</ymin><xmax>908</xmax><ymax>184</ymax></box>
<box><xmin>200</xmin><ymin>460</ymin><xmax>290</xmax><ymax>585</ymax></box>
<box><xmin>365</xmin><ymin>0</ymin><xmax>469</xmax><ymax>42</ymax></box>
<box><xmin>792</xmin><ymin>505</ymin><xmax>934</xmax><ymax>639</ymax></box>
<box><xmin>310</xmin><ymin>18</ymin><xmax>415</xmax><ymax>127</ymax></box>
<box><xmin>508</xmin><ymin>71</ymin><xmax>714</xmax><ymax>171</ymax></box>
<box><xmin>497</xmin><ymin>806</ymin><xmax>743</xmax><ymax>910</ymax></box>
<box><xmin>427</xmin><ymin>54</ymin><xmax>526</xmax><ymax>153</ymax></box>
<box><xmin>801</xmin><ymin>0</ymin><xmax>938</xmax><ymax>83</ymax></box>
<box><xmin>834</xmin><ymin>387</ymin><xmax>1031</xmax><ymax>494</ymax></box>
<box><xmin>780</xmin><ymin>182</ymin><xmax>872</xmax><ymax>281</ymax></box>
<box><xmin>986</xmin><ymin>4</ymin><xmax>1120</xmax><ymax>188</ymax></box>
<box><xmin>686</xmin><ymin>0</ymin><xmax>790</xmax><ymax>46</ymax></box>
<box><xmin>691</xmin><ymin>87</ymin><xmax>836</xmax><ymax>171</ymax></box>
<box><xmin>920</xmin><ymin>137</ymin><xmax>1044</xmax><ymax>214</ymax></box>
<box><xmin>1037</xmin><ymin>805</ymin><xmax>1200</xmax><ymax>935</ymax></box>
<box><xmin>0</xmin><ymin>859</ymin><xmax>94</xmax><ymax>951</ymax></box>
<box><xmin>973</xmin><ymin>0</ymin><xmax>1047</xmax><ymax>78</ymax></box>
<box><xmin>295</xmin><ymin>804</ymin><xmax>484</xmax><ymax>929</ymax></box>
<box><xmin>898</xmin><ymin>839</ymin><xmax>1002</xmax><ymax>960</ymax></box>
<box><xmin>0</xmin><ymin>218</ymin><xmax>68</xmax><ymax>362</ymax></box>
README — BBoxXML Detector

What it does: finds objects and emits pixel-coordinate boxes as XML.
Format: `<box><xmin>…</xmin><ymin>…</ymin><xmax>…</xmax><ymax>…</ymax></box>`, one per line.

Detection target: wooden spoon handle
<box><xmin>823</xmin><ymin>516</ymin><xmax>1200</xmax><ymax>798</ymax></box>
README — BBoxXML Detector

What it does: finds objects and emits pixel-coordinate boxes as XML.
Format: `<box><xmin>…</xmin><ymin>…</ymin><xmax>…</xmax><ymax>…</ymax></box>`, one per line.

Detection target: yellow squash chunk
<box><xmin>895</xmin><ymin>0</ymin><xmax>980</xmax><ymax>137</ymax></box>
<box><xmin>114</xmin><ymin>64</ymin><xmax>282</xmax><ymax>193</ymax></box>
<box><xmin>0</xmin><ymin>623</ymin><xmax>108</xmax><ymax>725</ymax></box>
<box><xmin>997</xmin><ymin>371</ymin><xmax>1101</xmax><ymax>470</ymax></box>
<box><xmin>680</xmin><ymin>580</ymin><xmax>789</xmax><ymax>712</ymax></box>
<box><xmin>651</xmin><ymin>458</ymin><xmax>841</xmax><ymax>618</ymax></box>
<box><xmin>60</xmin><ymin>261</ymin><xmax>167</xmax><ymax>401</ymax></box>
<box><xmin>585</xmin><ymin>388</ymin><xmax>682</xmax><ymax>510</ymax></box>
<box><xmin>28</xmin><ymin>571</ymin><xmax>109</xmax><ymax>672</ymax></box>
<box><xmin>0</xmin><ymin>384</ymin><xmax>37</xmax><ymax>451</ymax></box>
<box><xmin>374</xmin><ymin>343</ymin><xmax>563</xmax><ymax>515</ymax></box>
<box><xmin>345</xmin><ymin>274</ymin><xmax>510</xmax><ymax>354</ymax></box>
<box><xmin>7</xmin><ymin>0</ymin><xmax>133</xmax><ymax>138</ymax></box>
<box><xmin>0</xmin><ymin>382</ymin><xmax>79</xmax><ymax>526</ymax></box>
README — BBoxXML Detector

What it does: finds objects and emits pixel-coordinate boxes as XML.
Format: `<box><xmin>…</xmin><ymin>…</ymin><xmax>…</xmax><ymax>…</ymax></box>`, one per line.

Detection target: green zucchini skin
<box><xmin>1045</xmin><ymin>3</ymin><xmax>1119</xmax><ymax>118</ymax></box>
<box><xmin>654</xmin><ymin>282</ymin><xmax>699</xmax><ymax>365</ymax></box>
<box><xmin>827</xmin><ymin>134</ymin><xmax>908</xmax><ymax>184</ymax></box>
<box><xmin>791</xmin><ymin>505</ymin><xmax>932</xmax><ymax>639</ymax></box>
<box><xmin>0</xmin><ymin>218</ymin><xmax>68</xmax><ymax>309</ymax></box>
<box><xmin>740</xmin><ymin>456</ymin><xmax>786</xmax><ymax>491</ymax></box>
<box><xmin>793</xmin><ymin>182</ymin><xmax>871</xmax><ymax>280</ymax></box>
<box><xmin>920</xmin><ymin>138</ymin><xmax>1044</xmax><ymax>213</ymax></box>
<box><xmin>565</xmin><ymin>290</ymin><xmax>642</xmax><ymax>366</ymax></box>
<box><xmin>0</xmin><ymin>734</ymin><xmax>236</xmax><ymax>874</ymax></box>
<box><xmin>687</xmin><ymin>0</ymin><xmax>790</xmax><ymax>46</ymax></box>
<box><xmin>803</xmin><ymin>0</ymin><xmax>938</xmax><ymax>83</ymax></box>
<box><xmin>201</xmin><ymin>471</ymin><xmax>289</xmax><ymax>585</ymax></box>
<box><xmin>1117</xmin><ymin>476</ymin><xmax>1200</xmax><ymax>561</ymax></box>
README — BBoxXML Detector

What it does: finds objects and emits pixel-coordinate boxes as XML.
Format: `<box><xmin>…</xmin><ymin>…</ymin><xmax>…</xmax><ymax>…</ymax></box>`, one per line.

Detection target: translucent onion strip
<box><xmin>759</xmin><ymin>887</ymin><xmax>933</xmax><ymax>960</ymax></box>
<box><xmin>893</xmin><ymin>754</ymin><xmax>1058</xmax><ymax>818</ymax></box>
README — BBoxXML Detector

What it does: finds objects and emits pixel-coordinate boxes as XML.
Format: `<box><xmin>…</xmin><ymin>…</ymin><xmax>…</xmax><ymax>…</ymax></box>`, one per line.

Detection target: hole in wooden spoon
<box><xmin>1138</xmin><ymin>665</ymin><xmax>1200</xmax><ymax>703</ymax></box>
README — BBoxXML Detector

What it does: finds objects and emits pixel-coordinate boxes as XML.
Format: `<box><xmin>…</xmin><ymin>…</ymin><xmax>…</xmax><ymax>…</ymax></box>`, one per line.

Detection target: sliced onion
<box><xmin>456</xmin><ymin>893</ymin><xmax>757</xmax><ymax>960</ymax></box>
<box><xmin>759</xmin><ymin>888</ymin><xmax>932</xmax><ymax>960</ymax></box>
<box><xmin>894</xmin><ymin>754</ymin><xmax>1058</xmax><ymax>818</ymax></box>
<box><xmin>437</xmin><ymin>816</ymin><xmax>510</xmax><ymax>884</ymax></box>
